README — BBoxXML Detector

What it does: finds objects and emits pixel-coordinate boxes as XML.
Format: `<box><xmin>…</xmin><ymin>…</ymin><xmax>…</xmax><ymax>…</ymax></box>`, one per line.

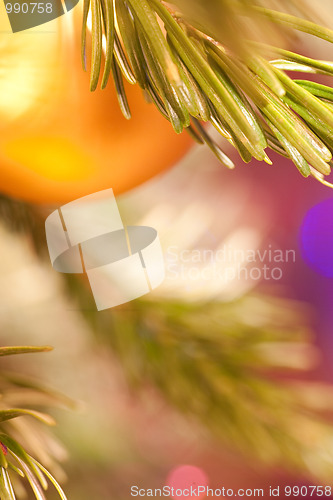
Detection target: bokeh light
<box><xmin>166</xmin><ymin>465</ymin><xmax>209</xmax><ymax>500</ymax></box>
<box><xmin>300</xmin><ymin>198</ymin><xmax>333</xmax><ymax>278</ymax></box>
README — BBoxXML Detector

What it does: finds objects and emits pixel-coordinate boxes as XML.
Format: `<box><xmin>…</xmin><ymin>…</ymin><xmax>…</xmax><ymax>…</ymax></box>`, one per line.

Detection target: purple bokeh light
<box><xmin>300</xmin><ymin>198</ymin><xmax>333</xmax><ymax>278</ymax></box>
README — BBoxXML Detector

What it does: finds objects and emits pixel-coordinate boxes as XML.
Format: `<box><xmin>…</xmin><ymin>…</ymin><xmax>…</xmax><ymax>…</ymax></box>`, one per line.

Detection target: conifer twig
<box><xmin>83</xmin><ymin>0</ymin><xmax>333</xmax><ymax>186</ymax></box>
<box><xmin>0</xmin><ymin>346</ymin><xmax>72</xmax><ymax>500</ymax></box>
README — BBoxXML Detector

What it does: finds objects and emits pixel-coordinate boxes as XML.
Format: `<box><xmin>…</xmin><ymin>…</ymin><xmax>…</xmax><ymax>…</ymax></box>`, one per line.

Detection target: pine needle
<box><xmin>82</xmin><ymin>0</ymin><xmax>333</xmax><ymax>186</ymax></box>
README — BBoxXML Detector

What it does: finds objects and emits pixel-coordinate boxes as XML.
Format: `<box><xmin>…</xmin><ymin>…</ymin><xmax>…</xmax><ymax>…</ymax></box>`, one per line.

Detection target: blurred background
<box><xmin>1</xmin><ymin>2</ymin><xmax>333</xmax><ymax>499</ymax></box>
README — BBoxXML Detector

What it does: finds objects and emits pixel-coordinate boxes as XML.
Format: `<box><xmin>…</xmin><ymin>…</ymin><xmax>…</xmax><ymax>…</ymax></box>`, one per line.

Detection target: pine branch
<box><xmin>69</xmin><ymin>274</ymin><xmax>333</xmax><ymax>482</ymax></box>
<box><xmin>0</xmin><ymin>346</ymin><xmax>71</xmax><ymax>500</ymax></box>
<box><xmin>82</xmin><ymin>0</ymin><xmax>333</xmax><ymax>187</ymax></box>
<box><xmin>2</xmin><ymin>196</ymin><xmax>333</xmax><ymax>481</ymax></box>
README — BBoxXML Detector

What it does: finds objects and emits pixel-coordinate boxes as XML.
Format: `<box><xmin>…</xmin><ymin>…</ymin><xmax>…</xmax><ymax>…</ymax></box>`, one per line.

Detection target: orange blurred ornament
<box><xmin>0</xmin><ymin>10</ymin><xmax>192</xmax><ymax>205</ymax></box>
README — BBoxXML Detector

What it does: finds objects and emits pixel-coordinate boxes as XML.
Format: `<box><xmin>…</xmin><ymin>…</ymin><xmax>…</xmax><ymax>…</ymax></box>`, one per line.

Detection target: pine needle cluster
<box><xmin>0</xmin><ymin>346</ymin><xmax>71</xmax><ymax>500</ymax></box>
<box><xmin>83</xmin><ymin>0</ymin><xmax>333</xmax><ymax>186</ymax></box>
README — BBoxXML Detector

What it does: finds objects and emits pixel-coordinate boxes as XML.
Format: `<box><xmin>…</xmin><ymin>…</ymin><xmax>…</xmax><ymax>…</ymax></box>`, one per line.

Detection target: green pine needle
<box><xmin>82</xmin><ymin>0</ymin><xmax>333</xmax><ymax>187</ymax></box>
<box><xmin>0</xmin><ymin>346</ymin><xmax>70</xmax><ymax>500</ymax></box>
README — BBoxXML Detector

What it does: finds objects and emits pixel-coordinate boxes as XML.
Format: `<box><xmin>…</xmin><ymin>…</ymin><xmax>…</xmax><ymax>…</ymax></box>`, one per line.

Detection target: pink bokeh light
<box><xmin>166</xmin><ymin>465</ymin><xmax>209</xmax><ymax>500</ymax></box>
